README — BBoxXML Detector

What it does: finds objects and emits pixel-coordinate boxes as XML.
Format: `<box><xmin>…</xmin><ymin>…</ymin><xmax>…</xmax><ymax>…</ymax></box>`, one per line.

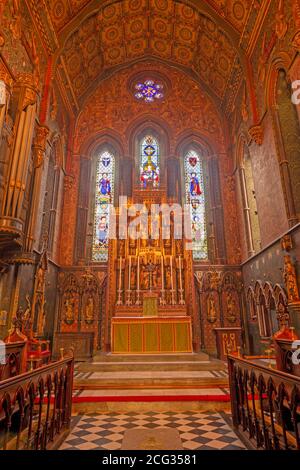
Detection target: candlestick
<box><xmin>137</xmin><ymin>256</ymin><xmax>140</xmax><ymax>291</ymax></box>
<box><xmin>116</xmin><ymin>256</ymin><xmax>123</xmax><ymax>305</ymax></box>
<box><xmin>160</xmin><ymin>255</ymin><xmax>166</xmax><ymax>305</ymax></box>
<box><xmin>161</xmin><ymin>256</ymin><xmax>164</xmax><ymax>290</ymax></box>
<box><xmin>179</xmin><ymin>255</ymin><xmax>182</xmax><ymax>291</ymax></box>
<box><xmin>178</xmin><ymin>255</ymin><xmax>185</xmax><ymax>305</ymax></box>
<box><xmin>119</xmin><ymin>256</ymin><xmax>122</xmax><ymax>291</ymax></box>
<box><xmin>170</xmin><ymin>256</ymin><xmax>175</xmax><ymax>305</ymax></box>
<box><xmin>136</xmin><ymin>255</ymin><xmax>141</xmax><ymax>305</ymax></box>
<box><xmin>128</xmin><ymin>256</ymin><xmax>131</xmax><ymax>291</ymax></box>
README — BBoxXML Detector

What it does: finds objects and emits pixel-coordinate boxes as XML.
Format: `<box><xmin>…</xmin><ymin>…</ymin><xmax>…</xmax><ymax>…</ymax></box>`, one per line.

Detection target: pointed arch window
<box><xmin>140</xmin><ymin>135</ymin><xmax>160</xmax><ymax>188</ymax></box>
<box><xmin>92</xmin><ymin>150</ymin><xmax>115</xmax><ymax>262</ymax></box>
<box><xmin>184</xmin><ymin>149</ymin><xmax>208</xmax><ymax>260</ymax></box>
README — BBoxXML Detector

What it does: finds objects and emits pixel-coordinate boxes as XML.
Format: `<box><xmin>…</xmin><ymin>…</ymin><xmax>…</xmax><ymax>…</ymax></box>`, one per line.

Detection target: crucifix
<box><xmin>144</xmin><ymin>260</ymin><xmax>156</xmax><ymax>291</ymax></box>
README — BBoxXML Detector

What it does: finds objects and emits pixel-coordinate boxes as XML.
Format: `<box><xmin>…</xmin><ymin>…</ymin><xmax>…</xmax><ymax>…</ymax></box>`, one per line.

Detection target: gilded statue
<box><xmin>207</xmin><ymin>294</ymin><xmax>217</xmax><ymax>323</ymax></box>
<box><xmin>165</xmin><ymin>267</ymin><xmax>172</xmax><ymax>290</ymax></box>
<box><xmin>64</xmin><ymin>298</ymin><xmax>75</xmax><ymax>325</ymax></box>
<box><xmin>283</xmin><ymin>255</ymin><xmax>300</xmax><ymax>303</ymax></box>
<box><xmin>130</xmin><ymin>268</ymin><xmax>136</xmax><ymax>289</ymax></box>
<box><xmin>84</xmin><ymin>296</ymin><xmax>94</xmax><ymax>324</ymax></box>
<box><xmin>226</xmin><ymin>291</ymin><xmax>237</xmax><ymax>323</ymax></box>
<box><xmin>141</xmin><ymin>268</ymin><xmax>149</xmax><ymax>290</ymax></box>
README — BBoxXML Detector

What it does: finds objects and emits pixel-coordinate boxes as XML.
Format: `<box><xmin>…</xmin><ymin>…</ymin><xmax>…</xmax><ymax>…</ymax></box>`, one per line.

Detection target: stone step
<box><xmin>90</xmin><ymin>352</ymin><xmax>210</xmax><ymax>363</ymax></box>
<box><xmin>74</xmin><ymin>370</ymin><xmax>228</xmax><ymax>389</ymax></box>
<box><xmin>76</xmin><ymin>360</ymin><xmax>226</xmax><ymax>372</ymax></box>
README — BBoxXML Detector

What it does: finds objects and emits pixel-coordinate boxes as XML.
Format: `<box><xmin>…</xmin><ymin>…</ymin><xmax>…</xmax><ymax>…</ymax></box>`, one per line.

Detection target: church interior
<box><xmin>1</xmin><ymin>0</ymin><xmax>300</xmax><ymax>453</ymax></box>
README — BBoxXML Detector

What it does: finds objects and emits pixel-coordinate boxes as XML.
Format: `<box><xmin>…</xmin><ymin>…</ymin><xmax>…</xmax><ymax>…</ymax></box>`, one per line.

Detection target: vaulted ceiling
<box><xmin>44</xmin><ymin>0</ymin><xmax>263</xmax><ymax>112</ymax></box>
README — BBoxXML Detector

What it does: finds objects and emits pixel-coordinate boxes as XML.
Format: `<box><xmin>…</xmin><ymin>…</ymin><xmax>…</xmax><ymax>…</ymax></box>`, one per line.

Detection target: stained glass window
<box><xmin>134</xmin><ymin>80</ymin><xmax>164</xmax><ymax>103</ymax></box>
<box><xmin>140</xmin><ymin>135</ymin><xmax>160</xmax><ymax>188</ymax></box>
<box><xmin>92</xmin><ymin>151</ymin><xmax>115</xmax><ymax>262</ymax></box>
<box><xmin>184</xmin><ymin>150</ymin><xmax>208</xmax><ymax>260</ymax></box>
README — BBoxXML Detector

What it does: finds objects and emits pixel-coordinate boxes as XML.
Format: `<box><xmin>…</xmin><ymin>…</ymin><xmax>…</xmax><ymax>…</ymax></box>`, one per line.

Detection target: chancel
<box><xmin>1</xmin><ymin>0</ymin><xmax>300</xmax><ymax>453</ymax></box>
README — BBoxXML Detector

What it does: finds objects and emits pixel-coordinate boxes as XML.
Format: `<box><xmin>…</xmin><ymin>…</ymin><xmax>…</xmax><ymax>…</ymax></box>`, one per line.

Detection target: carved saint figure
<box><xmin>141</xmin><ymin>268</ymin><xmax>150</xmax><ymax>290</ymax></box>
<box><xmin>130</xmin><ymin>268</ymin><xmax>136</xmax><ymax>289</ymax></box>
<box><xmin>165</xmin><ymin>266</ymin><xmax>172</xmax><ymax>290</ymax></box>
<box><xmin>64</xmin><ymin>298</ymin><xmax>75</xmax><ymax>325</ymax></box>
<box><xmin>283</xmin><ymin>255</ymin><xmax>300</xmax><ymax>303</ymax></box>
<box><xmin>85</xmin><ymin>296</ymin><xmax>94</xmax><ymax>324</ymax></box>
<box><xmin>226</xmin><ymin>291</ymin><xmax>237</xmax><ymax>323</ymax></box>
<box><xmin>207</xmin><ymin>294</ymin><xmax>217</xmax><ymax>323</ymax></box>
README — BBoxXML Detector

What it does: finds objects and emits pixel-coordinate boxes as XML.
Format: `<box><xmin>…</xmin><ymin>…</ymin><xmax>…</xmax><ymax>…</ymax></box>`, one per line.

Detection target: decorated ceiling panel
<box><xmin>47</xmin><ymin>0</ymin><xmax>91</xmax><ymax>32</ymax></box>
<box><xmin>58</xmin><ymin>0</ymin><xmax>240</xmax><ymax>101</ymax></box>
<box><xmin>48</xmin><ymin>0</ymin><xmax>252</xmax><ymax>34</ymax></box>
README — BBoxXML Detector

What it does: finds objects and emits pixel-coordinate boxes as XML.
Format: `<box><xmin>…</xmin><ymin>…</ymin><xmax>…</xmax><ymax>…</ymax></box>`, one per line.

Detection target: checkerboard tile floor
<box><xmin>60</xmin><ymin>411</ymin><xmax>246</xmax><ymax>451</ymax></box>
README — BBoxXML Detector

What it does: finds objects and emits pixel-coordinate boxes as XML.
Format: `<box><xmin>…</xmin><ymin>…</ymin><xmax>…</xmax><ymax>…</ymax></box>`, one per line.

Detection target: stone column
<box><xmin>271</xmin><ymin>106</ymin><xmax>298</xmax><ymax>227</ymax></box>
<box><xmin>208</xmin><ymin>157</ymin><xmax>227</xmax><ymax>264</ymax></box>
<box><xmin>25</xmin><ymin>124</ymin><xmax>49</xmax><ymax>252</ymax></box>
<box><xmin>0</xmin><ymin>67</ymin><xmax>12</xmax><ymax>132</ymax></box>
<box><xmin>167</xmin><ymin>156</ymin><xmax>179</xmax><ymax>201</ymax></box>
<box><xmin>121</xmin><ymin>156</ymin><xmax>133</xmax><ymax>198</ymax></box>
<box><xmin>239</xmin><ymin>166</ymin><xmax>255</xmax><ymax>257</ymax></box>
<box><xmin>0</xmin><ymin>73</ymin><xmax>39</xmax><ymax>240</ymax></box>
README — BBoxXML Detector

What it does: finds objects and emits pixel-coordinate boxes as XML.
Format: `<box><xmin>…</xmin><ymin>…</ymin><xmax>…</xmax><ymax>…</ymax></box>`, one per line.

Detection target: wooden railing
<box><xmin>228</xmin><ymin>354</ymin><xmax>300</xmax><ymax>450</ymax></box>
<box><xmin>0</xmin><ymin>341</ymin><xmax>27</xmax><ymax>381</ymax></box>
<box><xmin>0</xmin><ymin>353</ymin><xmax>74</xmax><ymax>450</ymax></box>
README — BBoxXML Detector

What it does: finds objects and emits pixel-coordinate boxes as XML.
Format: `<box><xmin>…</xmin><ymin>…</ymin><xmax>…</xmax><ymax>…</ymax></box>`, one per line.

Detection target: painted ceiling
<box><xmin>48</xmin><ymin>0</ymin><xmax>252</xmax><ymax>34</ymax></box>
<box><xmin>39</xmin><ymin>0</ymin><xmax>264</xmax><ymax>110</ymax></box>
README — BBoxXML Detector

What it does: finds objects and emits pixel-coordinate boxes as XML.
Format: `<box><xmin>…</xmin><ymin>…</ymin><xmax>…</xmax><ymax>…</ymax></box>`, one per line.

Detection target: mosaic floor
<box><xmin>59</xmin><ymin>411</ymin><xmax>246</xmax><ymax>451</ymax></box>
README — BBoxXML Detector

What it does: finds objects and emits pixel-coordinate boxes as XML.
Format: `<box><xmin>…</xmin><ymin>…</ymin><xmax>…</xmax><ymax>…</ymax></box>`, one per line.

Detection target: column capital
<box><xmin>32</xmin><ymin>124</ymin><xmax>50</xmax><ymax>168</ymax></box>
<box><xmin>15</xmin><ymin>73</ymin><xmax>39</xmax><ymax>108</ymax></box>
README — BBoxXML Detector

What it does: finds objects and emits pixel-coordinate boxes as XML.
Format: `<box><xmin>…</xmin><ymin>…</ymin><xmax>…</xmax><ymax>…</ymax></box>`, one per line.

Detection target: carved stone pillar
<box><xmin>25</xmin><ymin>124</ymin><xmax>49</xmax><ymax>252</ymax></box>
<box><xmin>0</xmin><ymin>65</ymin><xmax>13</xmax><ymax>141</ymax></box>
<box><xmin>271</xmin><ymin>106</ymin><xmax>298</xmax><ymax>227</ymax></box>
<box><xmin>75</xmin><ymin>156</ymin><xmax>91</xmax><ymax>264</ymax></box>
<box><xmin>239</xmin><ymin>166</ymin><xmax>255</xmax><ymax>257</ymax></box>
<box><xmin>208</xmin><ymin>157</ymin><xmax>226</xmax><ymax>264</ymax></box>
<box><xmin>121</xmin><ymin>156</ymin><xmax>133</xmax><ymax>198</ymax></box>
<box><xmin>167</xmin><ymin>156</ymin><xmax>179</xmax><ymax>201</ymax></box>
<box><xmin>0</xmin><ymin>73</ymin><xmax>39</xmax><ymax>242</ymax></box>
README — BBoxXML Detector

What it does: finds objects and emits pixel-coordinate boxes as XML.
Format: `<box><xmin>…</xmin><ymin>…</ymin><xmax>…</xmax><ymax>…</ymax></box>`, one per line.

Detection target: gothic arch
<box><xmin>75</xmin><ymin>136</ymin><xmax>121</xmax><ymax>264</ymax></box>
<box><xmin>265</xmin><ymin>53</ymin><xmax>292</xmax><ymax>110</ymax></box>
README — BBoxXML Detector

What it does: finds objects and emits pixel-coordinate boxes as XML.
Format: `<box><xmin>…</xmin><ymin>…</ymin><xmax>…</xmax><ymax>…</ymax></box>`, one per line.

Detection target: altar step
<box><xmin>91</xmin><ymin>352</ymin><xmax>210</xmax><ymax>362</ymax></box>
<box><xmin>74</xmin><ymin>371</ymin><xmax>228</xmax><ymax>389</ymax></box>
<box><xmin>72</xmin><ymin>353</ymin><xmax>229</xmax><ymax>412</ymax></box>
<box><xmin>76</xmin><ymin>356</ymin><xmax>225</xmax><ymax>373</ymax></box>
<box><xmin>74</xmin><ymin>353</ymin><xmax>228</xmax><ymax>390</ymax></box>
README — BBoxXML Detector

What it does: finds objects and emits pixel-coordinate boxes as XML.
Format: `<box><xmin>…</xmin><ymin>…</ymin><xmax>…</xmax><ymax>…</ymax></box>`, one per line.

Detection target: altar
<box><xmin>108</xmin><ymin>187</ymin><xmax>195</xmax><ymax>354</ymax></box>
<box><xmin>111</xmin><ymin>316</ymin><xmax>192</xmax><ymax>354</ymax></box>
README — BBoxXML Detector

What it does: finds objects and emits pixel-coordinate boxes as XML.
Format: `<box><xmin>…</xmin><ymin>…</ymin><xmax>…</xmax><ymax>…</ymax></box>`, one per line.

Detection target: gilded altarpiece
<box><xmin>105</xmin><ymin>187</ymin><xmax>195</xmax><ymax>354</ymax></box>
